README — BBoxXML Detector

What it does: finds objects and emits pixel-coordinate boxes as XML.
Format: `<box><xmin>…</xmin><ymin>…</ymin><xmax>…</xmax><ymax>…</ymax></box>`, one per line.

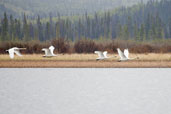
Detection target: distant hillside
<box><xmin>0</xmin><ymin>0</ymin><xmax>170</xmax><ymax>42</ymax></box>
<box><xmin>0</xmin><ymin>0</ymin><xmax>148</xmax><ymax>18</ymax></box>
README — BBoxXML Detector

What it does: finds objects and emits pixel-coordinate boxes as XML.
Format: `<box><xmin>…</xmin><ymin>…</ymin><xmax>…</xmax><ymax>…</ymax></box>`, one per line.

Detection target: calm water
<box><xmin>0</xmin><ymin>68</ymin><xmax>171</xmax><ymax>114</ymax></box>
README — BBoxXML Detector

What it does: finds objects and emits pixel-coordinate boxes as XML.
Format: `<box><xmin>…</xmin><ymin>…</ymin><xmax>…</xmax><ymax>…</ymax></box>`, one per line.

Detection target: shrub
<box><xmin>103</xmin><ymin>41</ymin><xmax>118</xmax><ymax>53</ymax></box>
<box><xmin>74</xmin><ymin>39</ymin><xmax>98</xmax><ymax>53</ymax></box>
<box><xmin>1</xmin><ymin>39</ymin><xmax>171</xmax><ymax>54</ymax></box>
<box><xmin>51</xmin><ymin>38</ymin><xmax>70</xmax><ymax>53</ymax></box>
<box><xmin>130</xmin><ymin>44</ymin><xmax>154</xmax><ymax>53</ymax></box>
<box><xmin>0</xmin><ymin>41</ymin><xmax>49</xmax><ymax>54</ymax></box>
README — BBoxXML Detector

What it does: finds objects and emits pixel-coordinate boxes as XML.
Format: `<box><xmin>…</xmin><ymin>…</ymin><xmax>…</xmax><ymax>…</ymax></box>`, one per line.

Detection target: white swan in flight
<box><xmin>94</xmin><ymin>51</ymin><xmax>115</xmax><ymax>60</ymax></box>
<box><xmin>6</xmin><ymin>47</ymin><xmax>26</xmax><ymax>59</ymax></box>
<box><xmin>42</xmin><ymin>45</ymin><xmax>57</xmax><ymax>57</ymax></box>
<box><xmin>117</xmin><ymin>48</ymin><xmax>138</xmax><ymax>61</ymax></box>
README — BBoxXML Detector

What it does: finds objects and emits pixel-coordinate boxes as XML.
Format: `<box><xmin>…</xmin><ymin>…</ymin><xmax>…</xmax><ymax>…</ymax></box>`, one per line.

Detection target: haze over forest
<box><xmin>0</xmin><ymin>0</ymin><xmax>171</xmax><ymax>43</ymax></box>
<box><xmin>0</xmin><ymin>0</ymin><xmax>148</xmax><ymax>17</ymax></box>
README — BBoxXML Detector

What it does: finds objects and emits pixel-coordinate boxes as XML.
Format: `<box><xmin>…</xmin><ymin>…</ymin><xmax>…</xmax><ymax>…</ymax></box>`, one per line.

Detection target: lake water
<box><xmin>0</xmin><ymin>68</ymin><xmax>171</xmax><ymax>114</ymax></box>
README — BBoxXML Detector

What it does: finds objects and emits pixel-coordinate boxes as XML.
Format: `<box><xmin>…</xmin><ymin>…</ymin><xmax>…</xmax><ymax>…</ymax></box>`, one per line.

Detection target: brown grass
<box><xmin>1</xmin><ymin>61</ymin><xmax>171</xmax><ymax>68</ymax></box>
<box><xmin>1</xmin><ymin>39</ymin><xmax>171</xmax><ymax>54</ymax></box>
<box><xmin>0</xmin><ymin>53</ymin><xmax>171</xmax><ymax>68</ymax></box>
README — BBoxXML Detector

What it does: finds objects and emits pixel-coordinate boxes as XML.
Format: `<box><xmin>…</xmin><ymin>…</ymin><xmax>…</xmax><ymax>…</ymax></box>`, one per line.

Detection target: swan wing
<box><xmin>14</xmin><ymin>50</ymin><xmax>22</xmax><ymax>56</ymax></box>
<box><xmin>103</xmin><ymin>51</ymin><xmax>108</xmax><ymax>58</ymax></box>
<box><xmin>14</xmin><ymin>48</ymin><xmax>22</xmax><ymax>56</ymax></box>
<box><xmin>49</xmin><ymin>46</ymin><xmax>55</xmax><ymax>55</ymax></box>
<box><xmin>94</xmin><ymin>51</ymin><xmax>104</xmax><ymax>58</ymax></box>
<box><xmin>42</xmin><ymin>48</ymin><xmax>51</xmax><ymax>56</ymax></box>
<box><xmin>124</xmin><ymin>49</ymin><xmax>129</xmax><ymax>59</ymax></box>
<box><xmin>8</xmin><ymin>49</ymin><xmax>14</xmax><ymax>59</ymax></box>
<box><xmin>117</xmin><ymin>48</ymin><xmax>126</xmax><ymax>60</ymax></box>
<box><xmin>18</xmin><ymin>48</ymin><xmax>26</xmax><ymax>50</ymax></box>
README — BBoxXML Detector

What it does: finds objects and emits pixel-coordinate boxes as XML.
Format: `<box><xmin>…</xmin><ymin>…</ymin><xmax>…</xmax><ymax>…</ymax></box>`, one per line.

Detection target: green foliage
<box><xmin>2</xmin><ymin>39</ymin><xmax>171</xmax><ymax>54</ymax></box>
<box><xmin>0</xmin><ymin>0</ymin><xmax>149</xmax><ymax>18</ymax></box>
<box><xmin>0</xmin><ymin>0</ymin><xmax>170</xmax><ymax>42</ymax></box>
<box><xmin>2</xmin><ymin>12</ymin><xmax>8</xmax><ymax>41</ymax></box>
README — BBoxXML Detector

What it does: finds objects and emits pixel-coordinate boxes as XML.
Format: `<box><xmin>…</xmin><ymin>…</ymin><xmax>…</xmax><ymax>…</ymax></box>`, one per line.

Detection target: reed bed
<box><xmin>0</xmin><ymin>53</ymin><xmax>171</xmax><ymax>61</ymax></box>
<box><xmin>1</xmin><ymin>39</ymin><xmax>171</xmax><ymax>54</ymax></box>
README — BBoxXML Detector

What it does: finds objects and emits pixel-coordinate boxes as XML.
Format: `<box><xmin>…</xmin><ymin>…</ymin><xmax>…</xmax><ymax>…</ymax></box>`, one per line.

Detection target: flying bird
<box><xmin>117</xmin><ymin>48</ymin><xmax>138</xmax><ymax>61</ymax></box>
<box><xmin>94</xmin><ymin>51</ymin><xmax>115</xmax><ymax>60</ymax></box>
<box><xmin>42</xmin><ymin>45</ymin><xmax>57</xmax><ymax>57</ymax></box>
<box><xmin>6</xmin><ymin>47</ymin><xmax>26</xmax><ymax>59</ymax></box>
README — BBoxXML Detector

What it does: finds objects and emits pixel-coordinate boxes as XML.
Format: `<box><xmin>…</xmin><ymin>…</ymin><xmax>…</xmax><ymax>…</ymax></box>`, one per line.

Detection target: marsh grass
<box><xmin>0</xmin><ymin>53</ymin><xmax>171</xmax><ymax>61</ymax></box>
<box><xmin>0</xmin><ymin>53</ymin><xmax>171</xmax><ymax>68</ymax></box>
<box><xmin>1</xmin><ymin>39</ymin><xmax>171</xmax><ymax>54</ymax></box>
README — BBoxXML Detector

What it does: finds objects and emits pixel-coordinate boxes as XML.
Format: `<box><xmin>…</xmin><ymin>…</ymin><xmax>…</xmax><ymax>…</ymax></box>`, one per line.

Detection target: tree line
<box><xmin>0</xmin><ymin>0</ymin><xmax>171</xmax><ymax>42</ymax></box>
<box><xmin>0</xmin><ymin>0</ymin><xmax>148</xmax><ymax>18</ymax></box>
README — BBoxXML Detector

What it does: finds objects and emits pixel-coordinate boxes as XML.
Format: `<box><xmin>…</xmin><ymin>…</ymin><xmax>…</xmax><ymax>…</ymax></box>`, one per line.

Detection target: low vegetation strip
<box><xmin>0</xmin><ymin>53</ymin><xmax>171</xmax><ymax>68</ymax></box>
<box><xmin>0</xmin><ymin>61</ymin><xmax>171</xmax><ymax>68</ymax></box>
<box><xmin>0</xmin><ymin>53</ymin><xmax>171</xmax><ymax>61</ymax></box>
<box><xmin>1</xmin><ymin>39</ymin><xmax>171</xmax><ymax>54</ymax></box>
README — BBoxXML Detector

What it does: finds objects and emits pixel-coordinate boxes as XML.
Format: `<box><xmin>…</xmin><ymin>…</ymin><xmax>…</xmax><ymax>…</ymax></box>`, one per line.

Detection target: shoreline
<box><xmin>0</xmin><ymin>60</ymin><xmax>171</xmax><ymax>68</ymax></box>
<box><xmin>0</xmin><ymin>54</ymin><xmax>171</xmax><ymax>68</ymax></box>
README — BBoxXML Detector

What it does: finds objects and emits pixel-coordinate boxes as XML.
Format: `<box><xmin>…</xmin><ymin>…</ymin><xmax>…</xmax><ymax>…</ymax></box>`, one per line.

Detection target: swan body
<box><xmin>6</xmin><ymin>47</ymin><xmax>26</xmax><ymax>59</ymax></box>
<box><xmin>117</xmin><ymin>48</ymin><xmax>137</xmax><ymax>61</ymax></box>
<box><xmin>42</xmin><ymin>46</ymin><xmax>56</xmax><ymax>57</ymax></box>
<box><xmin>94</xmin><ymin>51</ymin><xmax>114</xmax><ymax>60</ymax></box>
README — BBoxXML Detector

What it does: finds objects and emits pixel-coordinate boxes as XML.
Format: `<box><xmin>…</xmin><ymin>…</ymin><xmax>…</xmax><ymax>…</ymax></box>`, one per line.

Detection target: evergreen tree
<box><xmin>37</xmin><ymin>15</ymin><xmax>44</xmax><ymax>41</ymax></box>
<box><xmin>134</xmin><ymin>23</ymin><xmax>138</xmax><ymax>41</ymax></box>
<box><xmin>23</xmin><ymin>14</ymin><xmax>29</xmax><ymax>41</ymax></box>
<box><xmin>169</xmin><ymin>18</ymin><xmax>171</xmax><ymax>38</ymax></box>
<box><xmin>123</xmin><ymin>25</ymin><xmax>129</xmax><ymax>40</ymax></box>
<box><xmin>9</xmin><ymin>15</ymin><xmax>14</xmax><ymax>41</ymax></box>
<box><xmin>0</xmin><ymin>0</ymin><xmax>170</xmax><ymax>42</ymax></box>
<box><xmin>0</xmin><ymin>20</ymin><xmax>2</xmax><ymax>41</ymax></box>
<box><xmin>126</xmin><ymin>16</ymin><xmax>133</xmax><ymax>38</ymax></box>
<box><xmin>140</xmin><ymin>24</ymin><xmax>146</xmax><ymax>41</ymax></box>
<box><xmin>145</xmin><ymin>13</ymin><xmax>151</xmax><ymax>40</ymax></box>
<box><xmin>49</xmin><ymin>13</ymin><xmax>54</xmax><ymax>39</ymax></box>
<box><xmin>16</xmin><ymin>19</ymin><xmax>22</xmax><ymax>40</ymax></box>
<box><xmin>117</xmin><ymin>24</ymin><xmax>123</xmax><ymax>39</ymax></box>
<box><xmin>155</xmin><ymin>13</ymin><xmax>163</xmax><ymax>39</ymax></box>
<box><xmin>2</xmin><ymin>12</ymin><xmax>8</xmax><ymax>41</ymax></box>
<box><xmin>29</xmin><ymin>23</ymin><xmax>34</xmax><ymax>39</ymax></box>
<box><xmin>45</xmin><ymin>22</ymin><xmax>50</xmax><ymax>40</ymax></box>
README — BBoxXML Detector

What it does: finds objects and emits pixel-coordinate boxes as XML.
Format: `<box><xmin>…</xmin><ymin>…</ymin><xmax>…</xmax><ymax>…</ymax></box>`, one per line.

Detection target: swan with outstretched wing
<box><xmin>6</xmin><ymin>47</ymin><xmax>26</xmax><ymax>59</ymax></box>
<box><xmin>42</xmin><ymin>45</ymin><xmax>57</xmax><ymax>57</ymax></box>
<box><xmin>94</xmin><ymin>51</ymin><xmax>115</xmax><ymax>60</ymax></box>
<box><xmin>117</xmin><ymin>48</ymin><xmax>138</xmax><ymax>61</ymax></box>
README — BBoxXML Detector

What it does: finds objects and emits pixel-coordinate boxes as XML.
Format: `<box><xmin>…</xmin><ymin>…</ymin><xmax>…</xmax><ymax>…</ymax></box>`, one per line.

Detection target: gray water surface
<box><xmin>0</xmin><ymin>68</ymin><xmax>171</xmax><ymax>114</ymax></box>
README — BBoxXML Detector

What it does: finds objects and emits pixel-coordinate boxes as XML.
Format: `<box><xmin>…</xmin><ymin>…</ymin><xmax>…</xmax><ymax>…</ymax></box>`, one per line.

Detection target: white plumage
<box><xmin>94</xmin><ymin>51</ymin><xmax>113</xmax><ymax>60</ymax></box>
<box><xmin>117</xmin><ymin>48</ymin><xmax>137</xmax><ymax>61</ymax></box>
<box><xmin>124</xmin><ymin>49</ymin><xmax>129</xmax><ymax>59</ymax></box>
<box><xmin>6</xmin><ymin>47</ymin><xmax>26</xmax><ymax>59</ymax></box>
<box><xmin>117</xmin><ymin>48</ymin><xmax>127</xmax><ymax>61</ymax></box>
<box><xmin>42</xmin><ymin>45</ymin><xmax>56</xmax><ymax>57</ymax></box>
